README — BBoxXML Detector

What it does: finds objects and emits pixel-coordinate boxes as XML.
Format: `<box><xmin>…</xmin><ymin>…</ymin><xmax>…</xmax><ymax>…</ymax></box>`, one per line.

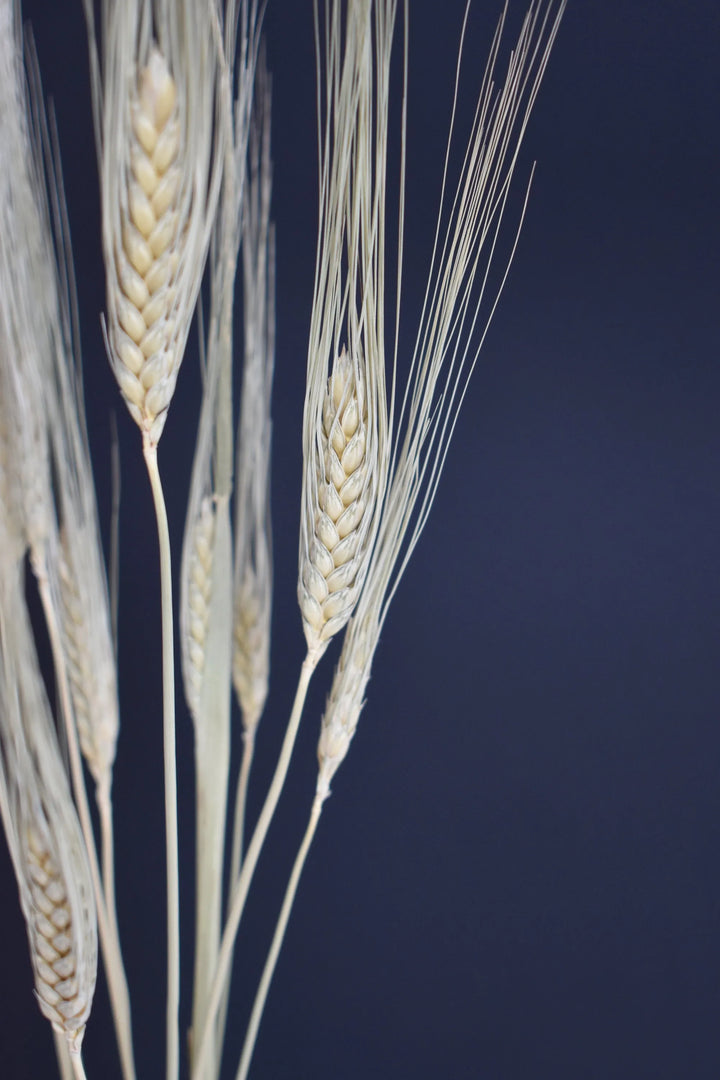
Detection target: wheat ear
<box><xmin>236</xmin><ymin>4</ymin><xmax>567</xmax><ymax>1072</ymax></box>
<box><xmin>0</xmin><ymin>13</ymin><xmax>135</xmax><ymax>1075</ymax></box>
<box><xmin>316</xmin><ymin>0</ymin><xmax>567</xmax><ymax>798</ymax></box>
<box><xmin>298</xmin><ymin>0</ymin><xmax>395</xmax><ymax>655</ymax></box>
<box><xmin>84</xmin><ymin>6</ymin><xmax>228</xmax><ymax>1075</ymax></box>
<box><xmin>173</xmin><ymin>9</ymin><xmax>263</xmax><ymax>1074</ymax></box>
<box><xmin>193</xmin><ymin>6</ymin><xmax>399</xmax><ymax>1074</ymax></box>
<box><xmin>0</xmin><ymin>579</ymin><xmax>97</xmax><ymax>1067</ymax></box>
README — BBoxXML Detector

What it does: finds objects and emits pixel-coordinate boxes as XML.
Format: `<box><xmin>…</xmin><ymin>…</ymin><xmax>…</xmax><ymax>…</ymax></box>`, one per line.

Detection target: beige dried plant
<box><xmin>317</xmin><ymin>0</ymin><xmax>568</xmax><ymax>797</ymax></box>
<box><xmin>232</xmin><ymin>55</ymin><xmax>274</xmax><ymax>737</ymax></box>
<box><xmin>0</xmin><ymin>581</ymin><xmax>97</xmax><ymax>1069</ymax></box>
<box><xmin>297</xmin><ymin>0</ymin><xmax>397</xmax><ymax>656</ymax></box>
<box><xmin>85</xmin><ymin>0</ymin><xmax>226</xmax><ymax>448</ymax></box>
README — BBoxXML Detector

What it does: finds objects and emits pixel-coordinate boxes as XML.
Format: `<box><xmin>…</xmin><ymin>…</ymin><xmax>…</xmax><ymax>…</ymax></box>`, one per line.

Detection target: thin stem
<box><xmin>229</xmin><ymin>725</ymin><xmax>257</xmax><ymax>892</ymax></box>
<box><xmin>192</xmin><ymin>650</ymin><xmax>321</xmax><ymax>1080</ymax></box>
<box><xmin>236</xmin><ymin>794</ymin><xmax>324</xmax><ymax>1080</ymax></box>
<box><xmin>69</xmin><ymin>1051</ymin><xmax>89</xmax><ymax>1080</ymax></box>
<box><xmin>97</xmin><ymin>787</ymin><xmax>116</xmax><ymax>928</ymax></box>
<box><xmin>36</xmin><ymin>565</ymin><xmax>136</xmax><ymax>1080</ymax></box>
<box><xmin>214</xmin><ymin>724</ymin><xmax>257</xmax><ymax>1075</ymax></box>
<box><xmin>143</xmin><ymin>438</ymin><xmax>180</xmax><ymax>1080</ymax></box>
<box><xmin>53</xmin><ymin>1030</ymin><xmax>74</xmax><ymax>1080</ymax></box>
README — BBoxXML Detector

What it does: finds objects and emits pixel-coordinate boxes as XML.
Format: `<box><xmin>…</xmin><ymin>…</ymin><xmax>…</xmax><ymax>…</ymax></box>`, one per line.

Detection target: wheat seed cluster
<box><xmin>0</xmin><ymin>2</ymin><xmax>566</xmax><ymax>1078</ymax></box>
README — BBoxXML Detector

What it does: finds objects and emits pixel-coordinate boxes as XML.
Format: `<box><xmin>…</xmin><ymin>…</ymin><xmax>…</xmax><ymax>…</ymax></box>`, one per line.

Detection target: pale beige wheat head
<box><xmin>299</xmin><ymin>347</ymin><xmax>372</xmax><ymax>650</ymax></box>
<box><xmin>183</xmin><ymin>496</ymin><xmax>216</xmax><ymax>719</ymax></box>
<box><xmin>0</xmin><ymin>588</ymin><xmax>97</xmax><ymax>1056</ymax></box>
<box><xmin>233</xmin><ymin>51</ymin><xmax>274</xmax><ymax>731</ymax></box>
<box><xmin>87</xmin><ymin>0</ymin><xmax>225</xmax><ymax>446</ymax></box>
<box><xmin>56</xmin><ymin>525</ymin><xmax>119</xmax><ymax>797</ymax></box>
<box><xmin>298</xmin><ymin>0</ymin><xmax>398</xmax><ymax>655</ymax></box>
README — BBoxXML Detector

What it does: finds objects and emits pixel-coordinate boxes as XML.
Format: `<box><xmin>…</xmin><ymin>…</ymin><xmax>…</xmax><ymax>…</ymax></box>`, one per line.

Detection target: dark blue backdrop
<box><xmin>2</xmin><ymin>2</ymin><xmax>719</xmax><ymax>1078</ymax></box>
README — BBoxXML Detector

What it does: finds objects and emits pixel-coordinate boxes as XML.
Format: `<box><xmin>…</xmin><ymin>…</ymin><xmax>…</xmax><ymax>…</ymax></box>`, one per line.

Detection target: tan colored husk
<box><xmin>0</xmin><ymin>581</ymin><xmax>97</xmax><ymax>1056</ymax></box>
<box><xmin>232</xmin><ymin>50</ymin><xmax>274</xmax><ymax>733</ymax></box>
<box><xmin>85</xmin><ymin>0</ymin><xmax>226</xmax><ymax>446</ymax></box>
<box><xmin>316</xmin><ymin>0</ymin><xmax>568</xmax><ymax>797</ymax></box>
<box><xmin>298</xmin><ymin>0</ymin><xmax>396</xmax><ymax>655</ymax></box>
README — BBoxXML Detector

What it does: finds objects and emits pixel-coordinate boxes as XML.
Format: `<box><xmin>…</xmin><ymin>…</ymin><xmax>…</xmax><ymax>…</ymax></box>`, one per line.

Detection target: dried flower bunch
<box><xmin>0</xmin><ymin>1</ymin><xmax>565</xmax><ymax>1078</ymax></box>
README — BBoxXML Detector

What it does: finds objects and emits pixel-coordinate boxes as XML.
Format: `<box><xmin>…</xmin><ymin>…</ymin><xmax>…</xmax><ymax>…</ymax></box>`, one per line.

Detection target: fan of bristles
<box><xmin>298</xmin><ymin>347</ymin><xmax>373</xmax><ymax>651</ymax></box>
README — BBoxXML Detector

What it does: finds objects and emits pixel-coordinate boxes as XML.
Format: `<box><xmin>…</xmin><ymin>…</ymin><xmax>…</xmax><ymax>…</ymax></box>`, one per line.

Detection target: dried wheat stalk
<box><xmin>232</xmin><ymin>49</ymin><xmax>274</xmax><ymax>735</ymax></box>
<box><xmin>86</xmin><ymin>0</ymin><xmax>225</xmax><ymax>448</ymax></box>
<box><xmin>184</xmin><ymin>497</ymin><xmax>216</xmax><ymax>719</ymax></box>
<box><xmin>0</xmin><ymin>582</ymin><xmax>97</xmax><ymax>1062</ymax></box>
<box><xmin>316</xmin><ymin>0</ymin><xmax>568</xmax><ymax>797</ymax></box>
<box><xmin>297</xmin><ymin>0</ymin><xmax>394</xmax><ymax>656</ymax></box>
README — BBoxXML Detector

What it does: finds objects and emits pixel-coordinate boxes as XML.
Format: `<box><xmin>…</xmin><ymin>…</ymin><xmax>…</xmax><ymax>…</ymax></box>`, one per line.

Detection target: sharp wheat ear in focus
<box><xmin>316</xmin><ymin>0</ymin><xmax>567</xmax><ymax>799</ymax></box>
<box><xmin>85</xmin><ymin>0</ymin><xmax>226</xmax><ymax>447</ymax></box>
<box><xmin>298</xmin><ymin>0</ymin><xmax>397</xmax><ymax>656</ymax></box>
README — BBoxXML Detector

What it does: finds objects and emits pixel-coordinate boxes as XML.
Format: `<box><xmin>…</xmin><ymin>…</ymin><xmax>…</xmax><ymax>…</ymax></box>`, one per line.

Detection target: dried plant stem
<box><xmin>229</xmin><ymin>720</ymin><xmax>260</xmax><ymax>889</ymax></box>
<box><xmin>214</xmin><ymin>724</ymin><xmax>257</xmax><ymax>1063</ymax></box>
<box><xmin>142</xmin><ymin>438</ymin><xmax>179</xmax><ymax>1080</ymax></box>
<box><xmin>192</xmin><ymin>650</ymin><xmax>321</xmax><ymax>1080</ymax></box>
<box><xmin>70</xmin><ymin>1051</ymin><xmax>89</xmax><ymax>1080</ymax></box>
<box><xmin>53</xmin><ymin>1030</ymin><xmax>74</xmax><ymax>1080</ymax></box>
<box><xmin>35</xmin><ymin>566</ymin><xmax>135</xmax><ymax>1080</ymax></box>
<box><xmin>97</xmin><ymin>787</ymin><xmax>119</xmax><ymax>966</ymax></box>
<box><xmin>236</xmin><ymin>794</ymin><xmax>324</xmax><ymax>1080</ymax></box>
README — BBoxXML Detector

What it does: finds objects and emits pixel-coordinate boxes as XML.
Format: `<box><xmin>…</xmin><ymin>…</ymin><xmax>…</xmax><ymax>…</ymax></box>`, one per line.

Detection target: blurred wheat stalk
<box><xmin>0</xmin><ymin>1</ymin><xmax>565</xmax><ymax>1078</ymax></box>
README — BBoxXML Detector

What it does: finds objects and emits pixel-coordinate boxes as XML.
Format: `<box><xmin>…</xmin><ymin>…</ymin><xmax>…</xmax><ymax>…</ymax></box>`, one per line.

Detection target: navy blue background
<box><xmin>2</xmin><ymin>2</ymin><xmax>719</xmax><ymax>1078</ymax></box>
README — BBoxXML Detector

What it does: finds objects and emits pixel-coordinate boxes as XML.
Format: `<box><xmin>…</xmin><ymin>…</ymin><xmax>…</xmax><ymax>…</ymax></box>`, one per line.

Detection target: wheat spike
<box><xmin>0</xmin><ymin>582</ymin><xmax>97</xmax><ymax>1059</ymax></box>
<box><xmin>299</xmin><ymin>347</ymin><xmax>371</xmax><ymax>649</ymax></box>
<box><xmin>25</xmin><ymin>822</ymin><xmax>95</xmax><ymax>1051</ymax></box>
<box><xmin>232</xmin><ymin>53</ymin><xmax>274</xmax><ymax>731</ymax></box>
<box><xmin>298</xmin><ymin>0</ymin><xmax>396</xmax><ymax>656</ymax></box>
<box><xmin>316</xmin><ymin>0</ymin><xmax>568</xmax><ymax>797</ymax></box>
<box><xmin>108</xmin><ymin>49</ymin><xmax>183</xmax><ymax>443</ymax></box>
<box><xmin>232</xmin><ymin>571</ymin><xmax>270</xmax><ymax>730</ymax></box>
<box><xmin>87</xmin><ymin>0</ymin><xmax>225</xmax><ymax>448</ymax></box>
<box><xmin>183</xmin><ymin>496</ymin><xmax>215</xmax><ymax>719</ymax></box>
<box><xmin>56</xmin><ymin>527</ymin><xmax>119</xmax><ymax>795</ymax></box>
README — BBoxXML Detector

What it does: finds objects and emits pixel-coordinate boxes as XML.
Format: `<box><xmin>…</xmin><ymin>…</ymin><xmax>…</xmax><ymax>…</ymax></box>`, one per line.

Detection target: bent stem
<box><xmin>192</xmin><ymin>649</ymin><xmax>321</xmax><ymax>1080</ymax></box>
<box><xmin>236</xmin><ymin>793</ymin><xmax>324</xmax><ymax>1080</ymax></box>
<box><xmin>36</xmin><ymin>565</ymin><xmax>136</xmax><ymax>1080</ymax></box>
<box><xmin>143</xmin><ymin>438</ymin><xmax>180</xmax><ymax>1080</ymax></box>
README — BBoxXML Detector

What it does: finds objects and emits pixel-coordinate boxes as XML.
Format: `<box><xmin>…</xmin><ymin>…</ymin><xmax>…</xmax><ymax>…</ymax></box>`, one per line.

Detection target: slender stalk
<box><xmin>53</xmin><ymin>1031</ymin><xmax>74</xmax><ymax>1080</ymax></box>
<box><xmin>143</xmin><ymin>438</ymin><xmax>180</xmax><ymax>1080</ymax></box>
<box><xmin>229</xmin><ymin>725</ymin><xmax>257</xmax><ymax>892</ymax></box>
<box><xmin>36</xmin><ymin>567</ymin><xmax>136</xmax><ymax>1080</ymax></box>
<box><xmin>236</xmin><ymin>794</ymin><xmax>324</xmax><ymax>1080</ymax></box>
<box><xmin>70</xmin><ymin>1052</ymin><xmax>89</xmax><ymax>1080</ymax></box>
<box><xmin>192</xmin><ymin>650</ymin><xmax>321</xmax><ymax>1080</ymax></box>
<box><xmin>214</xmin><ymin>723</ymin><xmax>257</xmax><ymax>1073</ymax></box>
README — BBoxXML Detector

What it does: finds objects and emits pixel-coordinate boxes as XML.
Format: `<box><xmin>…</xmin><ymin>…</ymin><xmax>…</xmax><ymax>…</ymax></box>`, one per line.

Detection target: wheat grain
<box><xmin>316</xmin><ymin>0</ymin><xmax>567</xmax><ymax>796</ymax></box>
<box><xmin>0</xmin><ymin>582</ymin><xmax>97</xmax><ymax>1059</ymax></box>
<box><xmin>299</xmin><ymin>347</ymin><xmax>372</xmax><ymax>649</ymax></box>
<box><xmin>108</xmin><ymin>49</ymin><xmax>182</xmax><ymax>442</ymax></box>
<box><xmin>298</xmin><ymin>0</ymin><xmax>396</xmax><ymax>655</ymax></box>
<box><xmin>56</xmin><ymin>527</ymin><xmax>119</xmax><ymax>796</ymax></box>
<box><xmin>183</xmin><ymin>496</ymin><xmax>216</xmax><ymax>719</ymax></box>
<box><xmin>232</xmin><ymin>51</ymin><xmax>274</xmax><ymax>732</ymax></box>
<box><xmin>87</xmin><ymin>0</ymin><xmax>226</xmax><ymax>448</ymax></box>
